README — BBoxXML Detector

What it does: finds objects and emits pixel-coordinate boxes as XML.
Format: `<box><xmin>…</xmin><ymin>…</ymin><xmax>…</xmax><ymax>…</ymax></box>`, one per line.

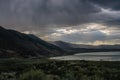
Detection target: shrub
<box><xmin>19</xmin><ymin>69</ymin><xmax>46</xmax><ymax>80</ymax></box>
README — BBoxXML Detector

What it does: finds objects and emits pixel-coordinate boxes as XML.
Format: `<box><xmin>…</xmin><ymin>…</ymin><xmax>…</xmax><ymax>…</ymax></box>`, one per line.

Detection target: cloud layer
<box><xmin>0</xmin><ymin>0</ymin><xmax>120</xmax><ymax>28</ymax></box>
<box><xmin>0</xmin><ymin>0</ymin><xmax>120</xmax><ymax>44</ymax></box>
<box><xmin>0</xmin><ymin>0</ymin><xmax>99</xmax><ymax>27</ymax></box>
<box><xmin>42</xmin><ymin>23</ymin><xmax>120</xmax><ymax>44</ymax></box>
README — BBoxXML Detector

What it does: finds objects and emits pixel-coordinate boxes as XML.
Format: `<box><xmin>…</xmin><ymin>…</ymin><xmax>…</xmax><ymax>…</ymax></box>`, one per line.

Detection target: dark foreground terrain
<box><xmin>0</xmin><ymin>58</ymin><xmax>120</xmax><ymax>80</ymax></box>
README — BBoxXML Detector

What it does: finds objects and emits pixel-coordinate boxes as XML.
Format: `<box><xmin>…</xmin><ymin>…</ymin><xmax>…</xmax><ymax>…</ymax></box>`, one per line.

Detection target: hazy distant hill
<box><xmin>52</xmin><ymin>41</ymin><xmax>120</xmax><ymax>54</ymax></box>
<box><xmin>0</xmin><ymin>26</ymin><xmax>65</xmax><ymax>58</ymax></box>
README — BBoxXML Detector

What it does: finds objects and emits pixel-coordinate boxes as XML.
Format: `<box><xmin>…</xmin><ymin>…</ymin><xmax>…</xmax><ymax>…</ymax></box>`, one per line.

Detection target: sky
<box><xmin>0</xmin><ymin>0</ymin><xmax>120</xmax><ymax>45</ymax></box>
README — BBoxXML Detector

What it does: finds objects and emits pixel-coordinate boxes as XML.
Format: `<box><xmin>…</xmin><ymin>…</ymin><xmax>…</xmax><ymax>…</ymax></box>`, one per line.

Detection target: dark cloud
<box><xmin>105</xmin><ymin>19</ymin><xmax>120</xmax><ymax>27</ymax></box>
<box><xmin>91</xmin><ymin>0</ymin><xmax>120</xmax><ymax>10</ymax></box>
<box><xmin>0</xmin><ymin>0</ymin><xmax>120</xmax><ymax>44</ymax></box>
<box><xmin>0</xmin><ymin>0</ymin><xmax>100</xmax><ymax>29</ymax></box>
<box><xmin>32</xmin><ymin>0</ymin><xmax>100</xmax><ymax>26</ymax></box>
<box><xmin>0</xmin><ymin>0</ymin><xmax>120</xmax><ymax>29</ymax></box>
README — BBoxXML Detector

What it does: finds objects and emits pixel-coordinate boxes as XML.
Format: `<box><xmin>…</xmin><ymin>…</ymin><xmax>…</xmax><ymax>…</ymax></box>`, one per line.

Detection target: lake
<box><xmin>50</xmin><ymin>52</ymin><xmax>120</xmax><ymax>61</ymax></box>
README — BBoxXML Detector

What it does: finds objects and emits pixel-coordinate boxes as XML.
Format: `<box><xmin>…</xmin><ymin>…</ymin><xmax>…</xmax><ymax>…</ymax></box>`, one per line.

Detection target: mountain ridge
<box><xmin>51</xmin><ymin>41</ymin><xmax>120</xmax><ymax>54</ymax></box>
<box><xmin>0</xmin><ymin>26</ymin><xmax>65</xmax><ymax>58</ymax></box>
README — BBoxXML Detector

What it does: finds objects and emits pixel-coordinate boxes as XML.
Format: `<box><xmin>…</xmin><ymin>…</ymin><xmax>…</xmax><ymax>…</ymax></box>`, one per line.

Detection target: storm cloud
<box><xmin>0</xmin><ymin>0</ymin><xmax>120</xmax><ymax>28</ymax></box>
<box><xmin>0</xmin><ymin>0</ymin><xmax>120</xmax><ymax>44</ymax></box>
<box><xmin>0</xmin><ymin>0</ymin><xmax>102</xmax><ymax>27</ymax></box>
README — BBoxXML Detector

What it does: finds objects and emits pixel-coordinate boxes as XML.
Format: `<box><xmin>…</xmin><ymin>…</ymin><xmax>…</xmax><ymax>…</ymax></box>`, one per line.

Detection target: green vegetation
<box><xmin>0</xmin><ymin>58</ymin><xmax>120</xmax><ymax>80</ymax></box>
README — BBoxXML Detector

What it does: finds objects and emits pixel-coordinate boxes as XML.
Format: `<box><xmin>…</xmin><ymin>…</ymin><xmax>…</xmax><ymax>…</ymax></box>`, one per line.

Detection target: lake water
<box><xmin>50</xmin><ymin>52</ymin><xmax>120</xmax><ymax>61</ymax></box>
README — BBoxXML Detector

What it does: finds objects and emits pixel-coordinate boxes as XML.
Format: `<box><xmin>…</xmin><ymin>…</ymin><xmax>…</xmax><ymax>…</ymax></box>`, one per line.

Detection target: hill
<box><xmin>0</xmin><ymin>26</ymin><xmax>65</xmax><ymax>58</ymax></box>
<box><xmin>52</xmin><ymin>41</ymin><xmax>120</xmax><ymax>54</ymax></box>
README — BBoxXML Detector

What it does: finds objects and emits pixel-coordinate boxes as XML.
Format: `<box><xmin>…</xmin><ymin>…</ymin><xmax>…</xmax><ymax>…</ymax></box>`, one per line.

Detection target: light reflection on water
<box><xmin>50</xmin><ymin>52</ymin><xmax>120</xmax><ymax>61</ymax></box>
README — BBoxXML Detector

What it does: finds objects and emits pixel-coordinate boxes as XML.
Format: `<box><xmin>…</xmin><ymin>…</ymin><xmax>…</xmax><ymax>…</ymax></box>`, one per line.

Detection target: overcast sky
<box><xmin>0</xmin><ymin>0</ymin><xmax>120</xmax><ymax>45</ymax></box>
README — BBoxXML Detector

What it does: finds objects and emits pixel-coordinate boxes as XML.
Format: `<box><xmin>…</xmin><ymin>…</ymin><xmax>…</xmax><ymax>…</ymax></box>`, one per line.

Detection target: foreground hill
<box><xmin>0</xmin><ymin>26</ymin><xmax>65</xmax><ymax>58</ymax></box>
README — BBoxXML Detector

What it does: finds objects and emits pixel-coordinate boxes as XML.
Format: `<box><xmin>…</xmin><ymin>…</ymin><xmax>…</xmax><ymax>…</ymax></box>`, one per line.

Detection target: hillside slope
<box><xmin>0</xmin><ymin>26</ymin><xmax>65</xmax><ymax>58</ymax></box>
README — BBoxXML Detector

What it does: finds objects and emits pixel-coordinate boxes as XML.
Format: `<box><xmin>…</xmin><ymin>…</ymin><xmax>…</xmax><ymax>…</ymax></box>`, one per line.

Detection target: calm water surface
<box><xmin>50</xmin><ymin>52</ymin><xmax>120</xmax><ymax>61</ymax></box>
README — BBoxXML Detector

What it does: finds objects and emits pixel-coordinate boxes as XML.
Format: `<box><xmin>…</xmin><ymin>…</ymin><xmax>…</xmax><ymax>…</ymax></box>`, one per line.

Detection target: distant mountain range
<box><xmin>0</xmin><ymin>26</ymin><xmax>65</xmax><ymax>58</ymax></box>
<box><xmin>52</xmin><ymin>41</ymin><xmax>120</xmax><ymax>54</ymax></box>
